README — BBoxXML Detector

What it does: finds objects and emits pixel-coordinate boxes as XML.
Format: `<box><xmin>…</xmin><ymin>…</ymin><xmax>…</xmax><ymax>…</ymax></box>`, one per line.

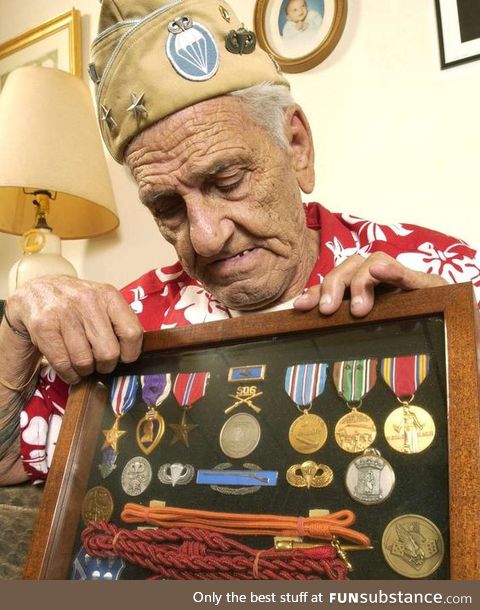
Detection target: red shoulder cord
<box><xmin>121</xmin><ymin>504</ymin><xmax>370</xmax><ymax>547</ymax></box>
<box><xmin>81</xmin><ymin>522</ymin><xmax>348</xmax><ymax>580</ymax></box>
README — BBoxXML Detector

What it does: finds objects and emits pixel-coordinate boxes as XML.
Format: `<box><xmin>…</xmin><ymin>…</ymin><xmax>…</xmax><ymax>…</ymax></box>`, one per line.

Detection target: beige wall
<box><xmin>0</xmin><ymin>0</ymin><xmax>479</xmax><ymax>298</ymax></box>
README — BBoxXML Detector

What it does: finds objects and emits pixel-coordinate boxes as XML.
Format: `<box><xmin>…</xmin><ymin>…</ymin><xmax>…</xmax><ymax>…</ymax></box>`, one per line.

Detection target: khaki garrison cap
<box><xmin>91</xmin><ymin>0</ymin><xmax>289</xmax><ymax>162</ymax></box>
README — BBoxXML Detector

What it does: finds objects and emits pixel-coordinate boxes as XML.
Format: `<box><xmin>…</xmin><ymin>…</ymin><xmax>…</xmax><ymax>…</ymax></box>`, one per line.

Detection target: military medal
<box><xmin>81</xmin><ymin>486</ymin><xmax>114</xmax><ymax>525</ymax></box>
<box><xmin>219</xmin><ymin>412</ymin><xmax>261</xmax><ymax>458</ymax></box>
<box><xmin>121</xmin><ymin>456</ymin><xmax>152</xmax><ymax>496</ymax></box>
<box><xmin>381</xmin><ymin>354</ymin><xmax>435</xmax><ymax>453</ymax></box>
<box><xmin>136</xmin><ymin>374</ymin><xmax>171</xmax><ymax>455</ymax></box>
<box><xmin>285</xmin><ymin>362</ymin><xmax>328</xmax><ymax>454</ymax></box>
<box><xmin>286</xmin><ymin>461</ymin><xmax>333</xmax><ymax>489</ymax></box>
<box><xmin>169</xmin><ymin>371</ymin><xmax>210</xmax><ymax>447</ymax></box>
<box><xmin>345</xmin><ymin>448</ymin><xmax>395</xmax><ymax>505</ymax></box>
<box><xmin>333</xmin><ymin>359</ymin><xmax>378</xmax><ymax>453</ymax></box>
<box><xmin>382</xmin><ymin>514</ymin><xmax>444</xmax><ymax>578</ymax></box>
<box><xmin>99</xmin><ymin>375</ymin><xmax>138</xmax><ymax>478</ymax></box>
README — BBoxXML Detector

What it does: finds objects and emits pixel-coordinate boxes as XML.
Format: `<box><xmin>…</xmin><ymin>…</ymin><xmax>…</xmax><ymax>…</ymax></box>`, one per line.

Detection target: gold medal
<box><xmin>334</xmin><ymin>409</ymin><xmax>376</xmax><ymax>453</ymax></box>
<box><xmin>81</xmin><ymin>486</ymin><xmax>114</xmax><ymax>525</ymax></box>
<box><xmin>285</xmin><ymin>363</ymin><xmax>329</xmax><ymax>454</ymax></box>
<box><xmin>136</xmin><ymin>407</ymin><xmax>165</xmax><ymax>455</ymax></box>
<box><xmin>289</xmin><ymin>412</ymin><xmax>328</xmax><ymax>454</ymax></box>
<box><xmin>382</xmin><ymin>514</ymin><xmax>444</xmax><ymax>578</ymax></box>
<box><xmin>286</xmin><ymin>461</ymin><xmax>333</xmax><ymax>489</ymax></box>
<box><xmin>384</xmin><ymin>403</ymin><xmax>435</xmax><ymax>454</ymax></box>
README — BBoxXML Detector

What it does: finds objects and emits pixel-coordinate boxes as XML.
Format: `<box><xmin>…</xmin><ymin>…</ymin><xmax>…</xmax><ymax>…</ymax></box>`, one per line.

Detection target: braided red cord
<box><xmin>81</xmin><ymin>522</ymin><xmax>348</xmax><ymax>580</ymax></box>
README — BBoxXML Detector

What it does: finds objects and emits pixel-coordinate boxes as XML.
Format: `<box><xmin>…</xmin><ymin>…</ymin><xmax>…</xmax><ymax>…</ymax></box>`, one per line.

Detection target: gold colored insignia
<box><xmin>286</xmin><ymin>461</ymin><xmax>334</xmax><ymax>489</ymax></box>
<box><xmin>136</xmin><ymin>408</ymin><xmax>165</xmax><ymax>455</ymax></box>
<box><xmin>225</xmin><ymin>385</ymin><xmax>262</xmax><ymax>414</ymax></box>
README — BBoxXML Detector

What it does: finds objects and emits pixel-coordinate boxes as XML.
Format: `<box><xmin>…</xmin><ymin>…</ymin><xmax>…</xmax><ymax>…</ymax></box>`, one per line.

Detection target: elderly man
<box><xmin>0</xmin><ymin>0</ymin><xmax>479</xmax><ymax>486</ymax></box>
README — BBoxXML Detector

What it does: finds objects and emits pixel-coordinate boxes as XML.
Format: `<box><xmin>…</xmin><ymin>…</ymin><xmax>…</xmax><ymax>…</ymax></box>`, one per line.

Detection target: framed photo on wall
<box><xmin>435</xmin><ymin>0</ymin><xmax>480</xmax><ymax>68</ymax></box>
<box><xmin>0</xmin><ymin>9</ymin><xmax>82</xmax><ymax>91</ymax></box>
<box><xmin>23</xmin><ymin>283</ymin><xmax>480</xmax><ymax>580</ymax></box>
<box><xmin>254</xmin><ymin>0</ymin><xmax>347</xmax><ymax>73</ymax></box>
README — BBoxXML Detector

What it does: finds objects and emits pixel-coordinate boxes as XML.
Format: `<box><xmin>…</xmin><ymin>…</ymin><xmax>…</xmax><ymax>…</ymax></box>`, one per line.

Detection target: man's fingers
<box><xmin>369</xmin><ymin>261</ymin><xmax>447</xmax><ymax>290</ymax></box>
<box><xmin>318</xmin><ymin>255</ymin><xmax>365</xmax><ymax>314</ymax></box>
<box><xmin>8</xmin><ymin>276</ymin><xmax>144</xmax><ymax>382</ymax></box>
<box><xmin>294</xmin><ymin>253</ymin><xmax>448</xmax><ymax>319</ymax></box>
<box><xmin>106</xmin><ymin>296</ymin><xmax>144</xmax><ymax>363</ymax></box>
<box><xmin>293</xmin><ymin>285</ymin><xmax>320</xmax><ymax>311</ymax></box>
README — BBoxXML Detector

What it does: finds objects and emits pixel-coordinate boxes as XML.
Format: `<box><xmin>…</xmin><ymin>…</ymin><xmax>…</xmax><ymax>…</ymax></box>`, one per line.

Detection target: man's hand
<box><xmin>6</xmin><ymin>276</ymin><xmax>143</xmax><ymax>384</ymax></box>
<box><xmin>294</xmin><ymin>252</ymin><xmax>447</xmax><ymax>317</ymax></box>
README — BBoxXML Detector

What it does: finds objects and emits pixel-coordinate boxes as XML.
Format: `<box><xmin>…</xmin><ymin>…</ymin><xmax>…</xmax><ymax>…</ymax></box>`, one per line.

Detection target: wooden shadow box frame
<box><xmin>24</xmin><ymin>283</ymin><xmax>480</xmax><ymax>580</ymax></box>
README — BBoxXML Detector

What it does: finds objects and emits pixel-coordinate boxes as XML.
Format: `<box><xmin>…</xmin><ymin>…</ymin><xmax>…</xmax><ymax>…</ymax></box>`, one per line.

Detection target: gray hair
<box><xmin>229</xmin><ymin>83</ymin><xmax>295</xmax><ymax>149</ymax></box>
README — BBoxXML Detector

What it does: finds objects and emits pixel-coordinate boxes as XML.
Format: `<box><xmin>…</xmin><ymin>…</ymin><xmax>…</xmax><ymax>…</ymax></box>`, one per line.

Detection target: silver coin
<box><xmin>219</xmin><ymin>413</ymin><xmax>261</xmax><ymax>459</ymax></box>
<box><xmin>121</xmin><ymin>456</ymin><xmax>152</xmax><ymax>496</ymax></box>
<box><xmin>345</xmin><ymin>448</ymin><xmax>395</xmax><ymax>505</ymax></box>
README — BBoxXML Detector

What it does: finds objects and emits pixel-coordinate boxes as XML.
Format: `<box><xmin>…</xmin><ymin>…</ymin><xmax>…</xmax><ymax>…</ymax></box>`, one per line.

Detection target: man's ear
<box><xmin>284</xmin><ymin>104</ymin><xmax>315</xmax><ymax>194</ymax></box>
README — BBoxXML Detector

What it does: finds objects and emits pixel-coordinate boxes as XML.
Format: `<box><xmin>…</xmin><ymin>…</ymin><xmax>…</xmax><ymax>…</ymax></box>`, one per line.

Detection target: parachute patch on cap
<box><xmin>166</xmin><ymin>16</ymin><xmax>219</xmax><ymax>82</ymax></box>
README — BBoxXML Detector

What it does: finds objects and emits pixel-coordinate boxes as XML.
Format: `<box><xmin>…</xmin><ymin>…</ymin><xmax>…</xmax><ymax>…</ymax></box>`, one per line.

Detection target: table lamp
<box><xmin>0</xmin><ymin>65</ymin><xmax>119</xmax><ymax>294</ymax></box>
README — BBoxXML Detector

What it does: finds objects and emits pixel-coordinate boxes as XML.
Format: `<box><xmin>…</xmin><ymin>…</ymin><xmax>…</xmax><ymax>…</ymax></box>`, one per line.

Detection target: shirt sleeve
<box><xmin>19</xmin><ymin>365</ymin><xmax>70</xmax><ymax>483</ymax></box>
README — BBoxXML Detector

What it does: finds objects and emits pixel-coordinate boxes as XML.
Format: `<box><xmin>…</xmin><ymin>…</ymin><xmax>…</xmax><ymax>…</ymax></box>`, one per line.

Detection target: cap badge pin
<box><xmin>225</xmin><ymin>25</ymin><xmax>256</xmax><ymax>55</ymax></box>
<box><xmin>166</xmin><ymin>16</ymin><xmax>220</xmax><ymax>82</ymax></box>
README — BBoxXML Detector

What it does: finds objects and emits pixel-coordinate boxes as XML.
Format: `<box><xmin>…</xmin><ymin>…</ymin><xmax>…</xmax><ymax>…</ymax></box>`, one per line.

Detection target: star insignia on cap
<box><xmin>127</xmin><ymin>92</ymin><xmax>148</xmax><ymax>120</ymax></box>
<box><xmin>100</xmin><ymin>104</ymin><xmax>117</xmax><ymax>131</ymax></box>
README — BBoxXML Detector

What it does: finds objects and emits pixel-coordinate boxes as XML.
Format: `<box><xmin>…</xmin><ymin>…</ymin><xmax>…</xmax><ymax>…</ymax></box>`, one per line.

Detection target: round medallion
<box><xmin>382</xmin><ymin>514</ymin><xmax>444</xmax><ymax>578</ymax></box>
<box><xmin>288</xmin><ymin>412</ymin><xmax>328</xmax><ymax>454</ymax></box>
<box><xmin>334</xmin><ymin>410</ymin><xmax>377</xmax><ymax>453</ymax></box>
<box><xmin>384</xmin><ymin>404</ymin><xmax>435</xmax><ymax>454</ymax></box>
<box><xmin>345</xmin><ymin>448</ymin><xmax>395</xmax><ymax>505</ymax></box>
<box><xmin>81</xmin><ymin>486</ymin><xmax>114</xmax><ymax>524</ymax></box>
<box><xmin>219</xmin><ymin>413</ymin><xmax>261</xmax><ymax>459</ymax></box>
<box><xmin>121</xmin><ymin>456</ymin><xmax>152</xmax><ymax>496</ymax></box>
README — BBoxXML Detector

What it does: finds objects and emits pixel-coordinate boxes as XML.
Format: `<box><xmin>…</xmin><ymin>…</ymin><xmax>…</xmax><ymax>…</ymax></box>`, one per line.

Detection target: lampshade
<box><xmin>0</xmin><ymin>66</ymin><xmax>118</xmax><ymax>239</ymax></box>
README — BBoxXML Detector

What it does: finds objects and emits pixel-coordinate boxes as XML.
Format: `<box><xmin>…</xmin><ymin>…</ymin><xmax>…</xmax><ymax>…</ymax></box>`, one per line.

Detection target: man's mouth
<box><xmin>216</xmin><ymin>248</ymin><xmax>256</xmax><ymax>263</ymax></box>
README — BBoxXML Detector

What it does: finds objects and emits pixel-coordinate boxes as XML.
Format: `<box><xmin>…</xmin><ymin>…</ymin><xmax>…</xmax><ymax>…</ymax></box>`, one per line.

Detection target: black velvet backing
<box><xmin>71</xmin><ymin>315</ymin><xmax>448</xmax><ymax>580</ymax></box>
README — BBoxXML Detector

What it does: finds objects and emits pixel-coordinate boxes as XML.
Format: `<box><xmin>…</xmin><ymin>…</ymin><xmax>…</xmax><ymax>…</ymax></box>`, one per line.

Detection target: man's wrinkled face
<box><xmin>125</xmin><ymin>96</ymin><xmax>310</xmax><ymax>310</ymax></box>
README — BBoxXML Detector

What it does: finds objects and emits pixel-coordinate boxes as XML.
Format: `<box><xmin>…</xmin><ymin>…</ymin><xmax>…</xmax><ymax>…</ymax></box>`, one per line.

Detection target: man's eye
<box><xmin>214</xmin><ymin>171</ymin><xmax>246</xmax><ymax>194</ymax></box>
<box><xmin>216</xmin><ymin>180</ymin><xmax>242</xmax><ymax>193</ymax></box>
<box><xmin>151</xmin><ymin>196</ymin><xmax>184</xmax><ymax>219</ymax></box>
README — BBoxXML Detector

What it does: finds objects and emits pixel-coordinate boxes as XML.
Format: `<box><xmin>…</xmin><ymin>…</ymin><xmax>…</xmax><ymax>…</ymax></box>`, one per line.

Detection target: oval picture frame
<box><xmin>254</xmin><ymin>0</ymin><xmax>347</xmax><ymax>73</ymax></box>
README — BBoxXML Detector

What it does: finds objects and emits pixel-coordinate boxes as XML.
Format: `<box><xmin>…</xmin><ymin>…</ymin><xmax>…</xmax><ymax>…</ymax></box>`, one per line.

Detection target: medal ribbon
<box><xmin>110</xmin><ymin>375</ymin><xmax>139</xmax><ymax>417</ymax></box>
<box><xmin>140</xmin><ymin>373</ymin><xmax>171</xmax><ymax>407</ymax></box>
<box><xmin>173</xmin><ymin>372</ymin><xmax>210</xmax><ymax>409</ymax></box>
<box><xmin>381</xmin><ymin>354</ymin><xmax>430</xmax><ymax>399</ymax></box>
<box><xmin>284</xmin><ymin>363</ymin><xmax>328</xmax><ymax>406</ymax></box>
<box><xmin>332</xmin><ymin>359</ymin><xmax>378</xmax><ymax>403</ymax></box>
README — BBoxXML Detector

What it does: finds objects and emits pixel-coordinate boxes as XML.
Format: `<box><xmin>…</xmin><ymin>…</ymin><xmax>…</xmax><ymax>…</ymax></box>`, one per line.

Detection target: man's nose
<box><xmin>186</xmin><ymin>195</ymin><xmax>234</xmax><ymax>258</ymax></box>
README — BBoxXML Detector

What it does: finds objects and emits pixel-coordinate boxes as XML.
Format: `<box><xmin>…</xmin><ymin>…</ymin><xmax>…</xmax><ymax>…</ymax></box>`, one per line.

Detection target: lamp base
<box><xmin>8</xmin><ymin>228</ymin><xmax>77</xmax><ymax>295</ymax></box>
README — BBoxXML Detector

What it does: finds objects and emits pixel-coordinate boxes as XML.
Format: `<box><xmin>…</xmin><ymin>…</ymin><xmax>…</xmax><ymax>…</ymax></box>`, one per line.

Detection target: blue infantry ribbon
<box><xmin>136</xmin><ymin>374</ymin><xmax>172</xmax><ymax>455</ymax></box>
<box><xmin>228</xmin><ymin>365</ymin><xmax>266</xmax><ymax>382</ymax></box>
<box><xmin>285</xmin><ymin>362</ymin><xmax>328</xmax><ymax>406</ymax></box>
<box><xmin>196</xmin><ymin>469</ymin><xmax>278</xmax><ymax>487</ymax></box>
<box><xmin>99</xmin><ymin>375</ymin><xmax>139</xmax><ymax>478</ymax></box>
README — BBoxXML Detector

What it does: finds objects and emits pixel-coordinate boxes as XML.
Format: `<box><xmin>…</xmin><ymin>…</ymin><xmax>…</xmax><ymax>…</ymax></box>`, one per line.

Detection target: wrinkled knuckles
<box><xmin>121</xmin><ymin>325</ymin><xmax>144</xmax><ymax>343</ymax></box>
<box><xmin>70</xmin><ymin>355</ymin><xmax>95</xmax><ymax>375</ymax></box>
